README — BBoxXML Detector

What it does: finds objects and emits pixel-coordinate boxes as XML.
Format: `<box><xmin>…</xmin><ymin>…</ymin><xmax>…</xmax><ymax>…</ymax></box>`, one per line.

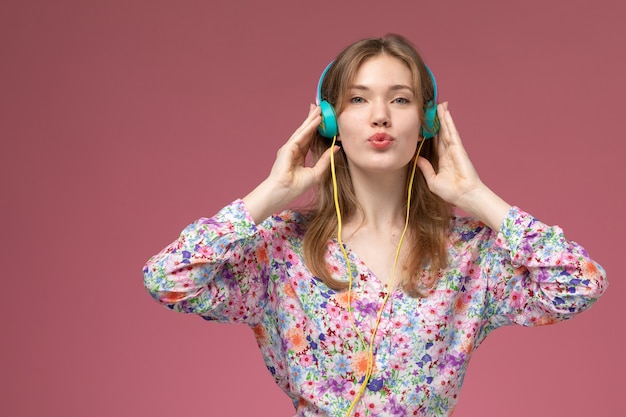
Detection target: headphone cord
<box><xmin>330</xmin><ymin>137</ymin><xmax>426</xmax><ymax>416</ymax></box>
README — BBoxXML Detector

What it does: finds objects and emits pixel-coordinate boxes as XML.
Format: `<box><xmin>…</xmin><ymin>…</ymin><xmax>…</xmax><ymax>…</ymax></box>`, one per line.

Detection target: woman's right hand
<box><xmin>242</xmin><ymin>104</ymin><xmax>338</xmax><ymax>224</ymax></box>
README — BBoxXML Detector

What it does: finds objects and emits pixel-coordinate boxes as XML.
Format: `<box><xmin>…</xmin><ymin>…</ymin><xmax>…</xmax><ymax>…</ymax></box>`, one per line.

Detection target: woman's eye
<box><xmin>350</xmin><ymin>97</ymin><xmax>365</xmax><ymax>104</ymax></box>
<box><xmin>393</xmin><ymin>97</ymin><xmax>410</xmax><ymax>104</ymax></box>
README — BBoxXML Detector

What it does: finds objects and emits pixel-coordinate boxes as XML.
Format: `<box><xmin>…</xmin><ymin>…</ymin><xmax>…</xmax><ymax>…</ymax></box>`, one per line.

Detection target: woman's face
<box><xmin>337</xmin><ymin>54</ymin><xmax>421</xmax><ymax>177</ymax></box>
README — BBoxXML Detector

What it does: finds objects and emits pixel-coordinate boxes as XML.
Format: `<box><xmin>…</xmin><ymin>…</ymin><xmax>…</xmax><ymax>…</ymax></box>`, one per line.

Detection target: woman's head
<box><xmin>304</xmin><ymin>34</ymin><xmax>452</xmax><ymax>296</ymax></box>
<box><xmin>310</xmin><ymin>34</ymin><xmax>440</xmax><ymax>193</ymax></box>
<box><xmin>310</xmin><ymin>33</ymin><xmax>440</xmax><ymax>204</ymax></box>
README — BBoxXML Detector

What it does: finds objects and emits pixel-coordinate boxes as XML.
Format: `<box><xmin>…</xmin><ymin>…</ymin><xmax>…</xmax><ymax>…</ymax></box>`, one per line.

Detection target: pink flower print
<box><xmin>418</xmin><ymin>323</ymin><xmax>439</xmax><ymax>341</ymax></box>
<box><xmin>392</xmin><ymin>332</ymin><xmax>409</xmax><ymax>348</ymax></box>
<box><xmin>390</xmin><ymin>360</ymin><xmax>407</xmax><ymax>371</ymax></box>
<box><xmin>357</xmin><ymin>319</ymin><xmax>376</xmax><ymax>341</ymax></box>
<box><xmin>326</xmin><ymin>315</ymin><xmax>346</xmax><ymax>335</ymax></box>
<box><xmin>390</xmin><ymin>314</ymin><xmax>408</xmax><ymax>330</ymax></box>
<box><xmin>509</xmin><ymin>291</ymin><xmax>523</xmax><ymax>309</ymax></box>
<box><xmin>271</xmin><ymin>244</ymin><xmax>285</xmax><ymax>260</ymax></box>
<box><xmin>197</xmin><ymin>245</ymin><xmax>214</xmax><ymax>258</ymax></box>
<box><xmin>326</xmin><ymin>302</ymin><xmax>341</xmax><ymax>318</ymax></box>
<box><xmin>390</xmin><ymin>348</ymin><xmax>410</xmax><ymax>371</ymax></box>
<box><xmin>362</xmin><ymin>394</ymin><xmax>385</xmax><ymax>415</ymax></box>
<box><xmin>424</xmin><ymin>305</ymin><xmax>444</xmax><ymax>323</ymax></box>
<box><xmin>300</xmin><ymin>379</ymin><xmax>328</xmax><ymax>403</ymax></box>
<box><xmin>246</xmin><ymin>285</ymin><xmax>265</xmax><ymax>306</ymax></box>
<box><xmin>283</xmin><ymin>298</ymin><xmax>306</xmax><ymax>323</ymax></box>
<box><xmin>283</xmin><ymin>248</ymin><xmax>298</xmax><ymax>265</ymax></box>
<box><xmin>300</xmin><ymin>354</ymin><xmax>315</xmax><ymax>367</ymax></box>
<box><xmin>343</xmin><ymin>325</ymin><xmax>360</xmax><ymax>342</ymax></box>
<box><xmin>432</xmin><ymin>372</ymin><xmax>452</xmax><ymax>394</ymax></box>
<box><xmin>290</xmin><ymin>263</ymin><xmax>309</xmax><ymax>281</ymax></box>
<box><xmin>321</xmin><ymin>333</ymin><xmax>343</xmax><ymax>353</ymax></box>
<box><xmin>170</xmin><ymin>272</ymin><xmax>195</xmax><ymax>291</ymax></box>
<box><xmin>301</xmin><ymin>390</ymin><xmax>316</xmax><ymax>405</ymax></box>
<box><xmin>344</xmin><ymin>380</ymin><xmax>358</xmax><ymax>401</ymax></box>
<box><xmin>339</xmin><ymin>311</ymin><xmax>353</xmax><ymax>327</ymax></box>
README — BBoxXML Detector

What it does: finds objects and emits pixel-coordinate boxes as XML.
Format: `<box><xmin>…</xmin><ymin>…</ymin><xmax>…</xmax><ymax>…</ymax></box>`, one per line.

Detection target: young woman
<box><xmin>143</xmin><ymin>34</ymin><xmax>607</xmax><ymax>416</ymax></box>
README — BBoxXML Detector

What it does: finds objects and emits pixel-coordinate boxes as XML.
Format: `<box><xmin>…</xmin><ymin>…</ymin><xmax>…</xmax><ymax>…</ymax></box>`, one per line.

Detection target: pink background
<box><xmin>1</xmin><ymin>0</ymin><xmax>624</xmax><ymax>415</ymax></box>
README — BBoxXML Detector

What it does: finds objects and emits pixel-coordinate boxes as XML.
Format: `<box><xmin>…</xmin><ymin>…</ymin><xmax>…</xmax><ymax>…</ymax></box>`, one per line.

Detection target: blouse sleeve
<box><xmin>142</xmin><ymin>199</ymin><xmax>273</xmax><ymax>324</ymax></box>
<box><xmin>481</xmin><ymin>207</ymin><xmax>607</xmax><ymax>334</ymax></box>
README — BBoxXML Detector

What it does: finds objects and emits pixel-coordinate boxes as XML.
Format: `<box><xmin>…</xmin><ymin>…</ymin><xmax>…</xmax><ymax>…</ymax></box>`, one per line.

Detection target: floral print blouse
<box><xmin>143</xmin><ymin>199</ymin><xmax>607</xmax><ymax>417</ymax></box>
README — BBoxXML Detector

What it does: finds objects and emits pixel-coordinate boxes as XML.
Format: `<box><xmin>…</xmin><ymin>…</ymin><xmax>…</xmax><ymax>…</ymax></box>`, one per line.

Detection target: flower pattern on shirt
<box><xmin>143</xmin><ymin>199</ymin><xmax>607</xmax><ymax>416</ymax></box>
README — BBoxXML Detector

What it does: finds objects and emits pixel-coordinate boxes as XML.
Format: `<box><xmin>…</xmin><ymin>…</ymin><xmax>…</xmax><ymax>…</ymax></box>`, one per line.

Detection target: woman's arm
<box><xmin>144</xmin><ymin>104</ymin><xmax>334</xmax><ymax>322</ymax></box>
<box><xmin>420</xmin><ymin>103</ymin><xmax>607</xmax><ymax>334</ymax></box>
<box><xmin>479</xmin><ymin>207</ymin><xmax>607</xmax><ymax>335</ymax></box>
<box><xmin>142</xmin><ymin>200</ymin><xmax>273</xmax><ymax>324</ymax></box>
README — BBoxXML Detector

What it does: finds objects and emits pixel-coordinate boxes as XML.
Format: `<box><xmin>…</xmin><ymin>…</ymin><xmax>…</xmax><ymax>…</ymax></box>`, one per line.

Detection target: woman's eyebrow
<box><xmin>348</xmin><ymin>84</ymin><xmax>414</xmax><ymax>93</ymax></box>
<box><xmin>389</xmin><ymin>84</ymin><xmax>414</xmax><ymax>93</ymax></box>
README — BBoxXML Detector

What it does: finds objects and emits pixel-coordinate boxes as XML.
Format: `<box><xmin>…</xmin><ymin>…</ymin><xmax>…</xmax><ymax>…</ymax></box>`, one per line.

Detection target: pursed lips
<box><xmin>368</xmin><ymin>132</ymin><xmax>394</xmax><ymax>149</ymax></box>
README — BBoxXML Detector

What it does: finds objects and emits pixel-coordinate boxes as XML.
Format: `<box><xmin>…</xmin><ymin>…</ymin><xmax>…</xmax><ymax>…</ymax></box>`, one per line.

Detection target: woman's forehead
<box><xmin>350</xmin><ymin>55</ymin><xmax>414</xmax><ymax>90</ymax></box>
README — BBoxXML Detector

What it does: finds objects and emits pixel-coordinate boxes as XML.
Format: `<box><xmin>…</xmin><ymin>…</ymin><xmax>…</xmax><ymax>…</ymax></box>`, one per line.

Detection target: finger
<box><xmin>311</xmin><ymin>145</ymin><xmax>340</xmax><ymax>181</ymax></box>
<box><xmin>288</xmin><ymin>106</ymin><xmax>322</xmax><ymax>147</ymax></box>
<box><xmin>441</xmin><ymin>103</ymin><xmax>463</xmax><ymax>146</ymax></box>
<box><xmin>437</xmin><ymin>103</ymin><xmax>451</xmax><ymax>146</ymax></box>
<box><xmin>416</xmin><ymin>155</ymin><xmax>437</xmax><ymax>188</ymax></box>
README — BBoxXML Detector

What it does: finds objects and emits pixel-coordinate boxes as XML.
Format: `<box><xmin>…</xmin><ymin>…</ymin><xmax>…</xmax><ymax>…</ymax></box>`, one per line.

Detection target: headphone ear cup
<box><xmin>318</xmin><ymin>100</ymin><xmax>338</xmax><ymax>138</ymax></box>
<box><xmin>421</xmin><ymin>100</ymin><xmax>440</xmax><ymax>139</ymax></box>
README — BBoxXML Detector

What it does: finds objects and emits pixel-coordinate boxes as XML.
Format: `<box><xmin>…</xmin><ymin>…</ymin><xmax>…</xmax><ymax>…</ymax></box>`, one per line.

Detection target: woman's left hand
<box><xmin>417</xmin><ymin>102</ymin><xmax>512</xmax><ymax>231</ymax></box>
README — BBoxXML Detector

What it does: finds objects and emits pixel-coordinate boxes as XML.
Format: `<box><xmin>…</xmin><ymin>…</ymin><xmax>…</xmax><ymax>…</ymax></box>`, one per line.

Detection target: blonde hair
<box><xmin>303</xmin><ymin>34</ymin><xmax>452</xmax><ymax>297</ymax></box>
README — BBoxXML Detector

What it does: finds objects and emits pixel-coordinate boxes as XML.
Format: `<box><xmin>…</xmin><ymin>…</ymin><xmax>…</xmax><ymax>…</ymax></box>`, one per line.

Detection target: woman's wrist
<box><xmin>242</xmin><ymin>179</ymin><xmax>293</xmax><ymax>225</ymax></box>
<box><xmin>457</xmin><ymin>184</ymin><xmax>512</xmax><ymax>232</ymax></box>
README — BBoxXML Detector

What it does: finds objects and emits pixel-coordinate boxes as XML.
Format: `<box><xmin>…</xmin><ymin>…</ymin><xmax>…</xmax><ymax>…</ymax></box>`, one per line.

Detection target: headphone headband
<box><xmin>421</xmin><ymin>65</ymin><xmax>440</xmax><ymax>139</ymax></box>
<box><xmin>316</xmin><ymin>61</ymin><xmax>339</xmax><ymax>138</ymax></box>
<box><xmin>316</xmin><ymin>61</ymin><xmax>334</xmax><ymax>106</ymax></box>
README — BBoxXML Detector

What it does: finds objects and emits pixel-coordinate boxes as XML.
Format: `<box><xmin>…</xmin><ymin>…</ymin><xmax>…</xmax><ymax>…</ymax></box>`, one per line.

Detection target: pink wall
<box><xmin>1</xmin><ymin>0</ymin><xmax>623</xmax><ymax>415</ymax></box>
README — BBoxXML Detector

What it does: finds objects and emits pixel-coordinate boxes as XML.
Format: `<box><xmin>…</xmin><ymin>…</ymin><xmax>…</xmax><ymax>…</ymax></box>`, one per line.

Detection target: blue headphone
<box><xmin>316</xmin><ymin>61</ymin><xmax>440</xmax><ymax>139</ymax></box>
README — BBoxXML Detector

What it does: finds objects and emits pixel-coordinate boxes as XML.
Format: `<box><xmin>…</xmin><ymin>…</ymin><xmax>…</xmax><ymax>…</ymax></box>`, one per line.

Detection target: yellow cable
<box><xmin>331</xmin><ymin>138</ymin><xmax>426</xmax><ymax>417</ymax></box>
<box><xmin>330</xmin><ymin>136</ymin><xmax>368</xmax><ymax>351</ymax></box>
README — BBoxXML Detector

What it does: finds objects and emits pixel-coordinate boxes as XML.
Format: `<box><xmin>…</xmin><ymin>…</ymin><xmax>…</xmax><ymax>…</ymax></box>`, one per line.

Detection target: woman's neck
<box><xmin>345</xmin><ymin>166</ymin><xmax>410</xmax><ymax>235</ymax></box>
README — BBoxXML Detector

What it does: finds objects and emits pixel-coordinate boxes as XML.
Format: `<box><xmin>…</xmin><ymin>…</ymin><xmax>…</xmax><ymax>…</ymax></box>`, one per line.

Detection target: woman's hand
<box><xmin>243</xmin><ymin>104</ymin><xmax>338</xmax><ymax>224</ymax></box>
<box><xmin>417</xmin><ymin>102</ymin><xmax>482</xmax><ymax>207</ymax></box>
<box><xmin>417</xmin><ymin>102</ymin><xmax>512</xmax><ymax>231</ymax></box>
<box><xmin>267</xmin><ymin>104</ymin><xmax>336</xmax><ymax>200</ymax></box>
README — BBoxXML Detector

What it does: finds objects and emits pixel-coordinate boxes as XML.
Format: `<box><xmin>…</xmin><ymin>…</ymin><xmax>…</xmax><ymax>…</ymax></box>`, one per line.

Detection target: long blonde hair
<box><xmin>303</xmin><ymin>34</ymin><xmax>452</xmax><ymax>297</ymax></box>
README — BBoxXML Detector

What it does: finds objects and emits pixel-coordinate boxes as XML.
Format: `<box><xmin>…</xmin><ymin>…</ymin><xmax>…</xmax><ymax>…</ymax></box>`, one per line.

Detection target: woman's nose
<box><xmin>371</xmin><ymin>102</ymin><xmax>391</xmax><ymax>127</ymax></box>
<box><xmin>372</xmin><ymin>118</ymin><xmax>390</xmax><ymax>127</ymax></box>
